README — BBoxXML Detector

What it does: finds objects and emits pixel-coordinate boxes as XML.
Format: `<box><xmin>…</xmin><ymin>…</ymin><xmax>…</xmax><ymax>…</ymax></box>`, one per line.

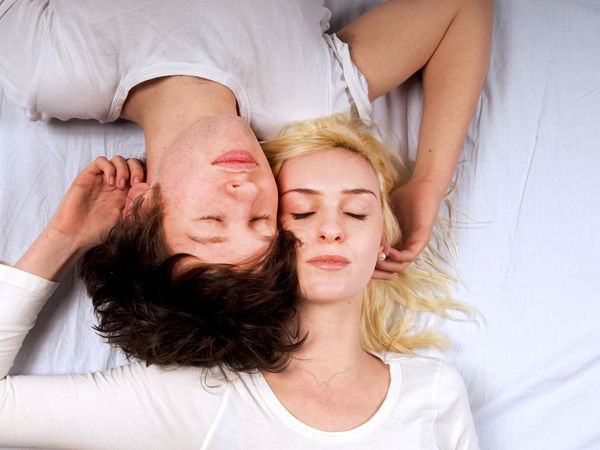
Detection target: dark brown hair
<box><xmin>80</xmin><ymin>188</ymin><xmax>303</xmax><ymax>374</ymax></box>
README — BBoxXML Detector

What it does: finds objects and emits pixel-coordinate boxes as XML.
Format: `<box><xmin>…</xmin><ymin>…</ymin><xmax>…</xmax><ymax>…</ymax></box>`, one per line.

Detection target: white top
<box><xmin>0</xmin><ymin>263</ymin><xmax>479</xmax><ymax>449</ymax></box>
<box><xmin>0</xmin><ymin>0</ymin><xmax>372</xmax><ymax>138</ymax></box>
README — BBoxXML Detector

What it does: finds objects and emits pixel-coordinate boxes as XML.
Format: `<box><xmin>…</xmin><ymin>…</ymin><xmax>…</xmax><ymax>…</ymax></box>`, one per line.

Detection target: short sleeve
<box><xmin>434</xmin><ymin>363</ymin><xmax>480</xmax><ymax>450</ymax></box>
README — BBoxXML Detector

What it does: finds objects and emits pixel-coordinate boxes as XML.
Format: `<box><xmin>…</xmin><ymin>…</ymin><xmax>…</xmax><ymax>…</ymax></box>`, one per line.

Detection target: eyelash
<box><xmin>346</xmin><ymin>213</ymin><xmax>367</xmax><ymax>221</ymax></box>
<box><xmin>250</xmin><ymin>215</ymin><xmax>270</xmax><ymax>222</ymax></box>
<box><xmin>291</xmin><ymin>212</ymin><xmax>314</xmax><ymax>220</ymax></box>
<box><xmin>290</xmin><ymin>212</ymin><xmax>366</xmax><ymax>221</ymax></box>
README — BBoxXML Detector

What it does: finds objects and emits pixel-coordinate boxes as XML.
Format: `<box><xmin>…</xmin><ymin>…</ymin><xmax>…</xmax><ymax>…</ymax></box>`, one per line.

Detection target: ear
<box><xmin>123</xmin><ymin>182</ymin><xmax>152</xmax><ymax>218</ymax></box>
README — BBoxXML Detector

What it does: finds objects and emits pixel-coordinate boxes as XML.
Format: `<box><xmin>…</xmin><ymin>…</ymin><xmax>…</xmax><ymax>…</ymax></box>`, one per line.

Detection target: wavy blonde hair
<box><xmin>262</xmin><ymin>115</ymin><xmax>469</xmax><ymax>353</ymax></box>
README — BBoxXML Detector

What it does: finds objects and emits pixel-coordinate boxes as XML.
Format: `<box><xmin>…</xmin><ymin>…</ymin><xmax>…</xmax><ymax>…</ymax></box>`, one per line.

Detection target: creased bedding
<box><xmin>1</xmin><ymin>0</ymin><xmax>599</xmax><ymax>449</ymax></box>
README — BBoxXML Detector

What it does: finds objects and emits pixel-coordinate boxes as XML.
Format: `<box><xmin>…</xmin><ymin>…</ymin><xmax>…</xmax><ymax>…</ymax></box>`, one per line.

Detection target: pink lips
<box><xmin>212</xmin><ymin>150</ymin><xmax>257</xmax><ymax>170</ymax></box>
<box><xmin>307</xmin><ymin>255</ymin><xmax>350</xmax><ymax>271</ymax></box>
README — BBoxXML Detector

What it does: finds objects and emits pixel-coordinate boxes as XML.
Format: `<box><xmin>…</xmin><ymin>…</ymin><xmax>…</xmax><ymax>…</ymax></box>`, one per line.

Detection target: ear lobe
<box><xmin>123</xmin><ymin>182</ymin><xmax>152</xmax><ymax>218</ymax></box>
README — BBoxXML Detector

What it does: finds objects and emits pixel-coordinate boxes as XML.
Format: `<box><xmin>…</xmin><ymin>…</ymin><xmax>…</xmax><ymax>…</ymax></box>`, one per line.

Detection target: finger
<box><xmin>111</xmin><ymin>156</ymin><xmax>130</xmax><ymax>190</ymax></box>
<box><xmin>376</xmin><ymin>258</ymin><xmax>411</xmax><ymax>274</ymax></box>
<box><xmin>93</xmin><ymin>156</ymin><xmax>116</xmax><ymax>186</ymax></box>
<box><xmin>126</xmin><ymin>158</ymin><xmax>145</xmax><ymax>185</ymax></box>
<box><xmin>372</xmin><ymin>269</ymin><xmax>395</xmax><ymax>280</ymax></box>
<box><xmin>394</xmin><ymin>246</ymin><xmax>422</xmax><ymax>262</ymax></box>
<box><xmin>393</xmin><ymin>236</ymin><xmax>429</xmax><ymax>262</ymax></box>
<box><xmin>383</xmin><ymin>247</ymin><xmax>414</xmax><ymax>263</ymax></box>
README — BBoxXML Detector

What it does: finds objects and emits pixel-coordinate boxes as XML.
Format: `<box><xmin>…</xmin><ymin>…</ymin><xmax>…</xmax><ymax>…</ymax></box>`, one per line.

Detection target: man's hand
<box><xmin>372</xmin><ymin>178</ymin><xmax>444</xmax><ymax>279</ymax></box>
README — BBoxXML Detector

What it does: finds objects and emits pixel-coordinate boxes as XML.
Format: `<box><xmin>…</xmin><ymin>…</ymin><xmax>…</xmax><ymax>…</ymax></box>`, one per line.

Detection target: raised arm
<box><xmin>1</xmin><ymin>156</ymin><xmax>143</xmax><ymax>377</ymax></box>
<box><xmin>15</xmin><ymin>156</ymin><xmax>145</xmax><ymax>280</ymax></box>
<box><xmin>338</xmin><ymin>0</ymin><xmax>492</xmax><ymax>275</ymax></box>
<box><xmin>0</xmin><ymin>158</ymin><xmax>184</xmax><ymax>449</ymax></box>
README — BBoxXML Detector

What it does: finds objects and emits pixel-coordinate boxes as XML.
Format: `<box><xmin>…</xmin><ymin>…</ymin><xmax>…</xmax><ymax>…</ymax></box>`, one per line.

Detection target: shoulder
<box><xmin>380</xmin><ymin>351</ymin><xmax>444</xmax><ymax>373</ymax></box>
<box><xmin>384</xmin><ymin>354</ymin><xmax>473</xmax><ymax>422</ymax></box>
<box><xmin>382</xmin><ymin>352</ymin><xmax>467</xmax><ymax>394</ymax></box>
<box><xmin>382</xmin><ymin>353</ymin><xmax>478</xmax><ymax>447</ymax></box>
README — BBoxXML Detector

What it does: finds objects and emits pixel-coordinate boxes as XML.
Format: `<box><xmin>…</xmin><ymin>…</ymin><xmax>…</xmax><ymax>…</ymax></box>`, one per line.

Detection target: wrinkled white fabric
<box><xmin>0</xmin><ymin>0</ymin><xmax>370</xmax><ymax>138</ymax></box>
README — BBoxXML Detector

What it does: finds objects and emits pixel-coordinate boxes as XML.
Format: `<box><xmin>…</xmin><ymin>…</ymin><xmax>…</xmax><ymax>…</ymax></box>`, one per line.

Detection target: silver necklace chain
<box><xmin>293</xmin><ymin>351</ymin><xmax>367</xmax><ymax>389</ymax></box>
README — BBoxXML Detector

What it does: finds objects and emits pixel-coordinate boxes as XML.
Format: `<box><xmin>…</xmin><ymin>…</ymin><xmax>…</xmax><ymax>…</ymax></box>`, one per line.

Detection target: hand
<box><xmin>15</xmin><ymin>156</ymin><xmax>145</xmax><ymax>280</ymax></box>
<box><xmin>372</xmin><ymin>178</ymin><xmax>444</xmax><ymax>279</ymax></box>
<box><xmin>48</xmin><ymin>156</ymin><xmax>145</xmax><ymax>252</ymax></box>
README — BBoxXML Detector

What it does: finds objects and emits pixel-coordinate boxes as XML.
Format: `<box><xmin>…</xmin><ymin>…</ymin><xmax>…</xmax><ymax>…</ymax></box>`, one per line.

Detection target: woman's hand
<box><xmin>372</xmin><ymin>178</ymin><xmax>444</xmax><ymax>279</ymax></box>
<box><xmin>15</xmin><ymin>156</ymin><xmax>145</xmax><ymax>280</ymax></box>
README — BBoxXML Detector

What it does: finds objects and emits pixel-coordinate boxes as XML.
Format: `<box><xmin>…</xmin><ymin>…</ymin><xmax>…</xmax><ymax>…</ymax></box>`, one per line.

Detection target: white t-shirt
<box><xmin>0</xmin><ymin>0</ymin><xmax>372</xmax><ymax>138</ymax></box>
<box><xmin>0</xmin><ymin>264</ymin><xmax>479</xmax><ymax>449</ymax></box>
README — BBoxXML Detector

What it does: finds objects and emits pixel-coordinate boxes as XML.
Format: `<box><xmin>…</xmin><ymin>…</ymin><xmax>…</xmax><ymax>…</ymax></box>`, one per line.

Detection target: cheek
<box><xmin>356</xmin><ymin>219</ymin><xmax>384</xmax><ymax>257</ymax></box>
<box><xmin>279</xmin><ymin>219</ymin><xmax>308</xmax><ymax>246</ymax></box>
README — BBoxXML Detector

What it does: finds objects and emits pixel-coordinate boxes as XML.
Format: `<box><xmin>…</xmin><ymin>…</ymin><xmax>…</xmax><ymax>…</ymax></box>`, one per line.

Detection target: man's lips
<box><xmin>212</xmin><ymin>150</ymin><xmax>257</xmax><ymax>170</ymax></box>
<box><xmin>307</xmin><ymin>255</ymin><xmax>350</xmax><ymax>271</ymax></box>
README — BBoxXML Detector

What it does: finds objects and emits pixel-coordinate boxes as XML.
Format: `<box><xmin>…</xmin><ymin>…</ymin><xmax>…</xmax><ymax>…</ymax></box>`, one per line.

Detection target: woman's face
<box><xmin>157</xmin><ymin>116</ymin><xmax>278</xmax><ymax>265</ymax></box>
<box><xmin>277</xmin><ymin>148</ymin><xmax>384</xmax><ymax>303</ymax></box>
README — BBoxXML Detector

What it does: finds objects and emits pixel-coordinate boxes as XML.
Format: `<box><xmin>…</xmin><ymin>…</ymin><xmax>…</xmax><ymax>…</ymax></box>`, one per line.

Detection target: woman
<box><xmin>0</xmin><ymin>116</ymin><xmax>477</xmax><ymax>448</ymax></box>
<box><xmin>0</xmin><ymin>0</ymin><xmax>492</xmax><ymax>270</ymax></box>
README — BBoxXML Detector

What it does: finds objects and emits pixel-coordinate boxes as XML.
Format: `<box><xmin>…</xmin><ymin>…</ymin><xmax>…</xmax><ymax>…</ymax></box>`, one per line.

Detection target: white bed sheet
<box><xmin>1</xmin><ymin>0</ymin><xmax>599</xmax><ymax>449</ymax></box>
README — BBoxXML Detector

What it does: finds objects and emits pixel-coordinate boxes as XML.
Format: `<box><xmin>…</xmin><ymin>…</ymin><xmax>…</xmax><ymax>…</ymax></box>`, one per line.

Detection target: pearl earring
<box><xmin>379</xmin><ymin>251</ymin><xmax>388</xmax><ymax>261</ymax></box>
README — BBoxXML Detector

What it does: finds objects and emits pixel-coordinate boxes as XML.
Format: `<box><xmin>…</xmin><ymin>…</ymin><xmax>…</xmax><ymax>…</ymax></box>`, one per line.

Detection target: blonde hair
<box><xmin>262</xmin><ymin>114</ymin><xmax>469</xmax><ymax>353</ymax></box>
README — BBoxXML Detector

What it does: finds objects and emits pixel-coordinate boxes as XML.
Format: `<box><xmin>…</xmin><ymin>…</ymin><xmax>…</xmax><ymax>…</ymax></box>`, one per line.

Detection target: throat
<box><xmin>121</xmin><ymin>76</ymin><xmax>239</xmax><ymax>176</ymax></box>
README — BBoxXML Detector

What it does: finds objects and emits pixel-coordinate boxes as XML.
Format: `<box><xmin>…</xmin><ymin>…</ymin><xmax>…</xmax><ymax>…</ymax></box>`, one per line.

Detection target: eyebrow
<box><xmin>280</xmin><ymin>187</ymin><xmax>378</xmax><ymax>198</ymax></box>
<box><xmin>194</xmin><ymin>216</ymin><xmax>223</xmax><ymax>222</ymax></box>
<box><xmin>187</xmin><ymin>234</ymin><xmax>273</xmax><ymax>245</ymax></box>
<box><xmin>188</xmin><ymin>235</ymin><xmax>226</xmax><ymax>244</ymax></box>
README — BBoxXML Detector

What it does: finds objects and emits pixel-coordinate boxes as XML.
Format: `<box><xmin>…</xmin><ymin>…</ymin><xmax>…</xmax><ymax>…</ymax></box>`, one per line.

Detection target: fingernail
<box><xmin>109</xmin><ymin>176</ymin><xmax>115</xmax><ymax>185</ymax></box>
<box><xmin>118</xmin><ymin>177</ymin><xmax>126</xmax><ymax>189</ymax></box>
<box><xmin>132</xmin><ymin>176</ymin><xmax>140</xmax><ymax>185</ymax></box>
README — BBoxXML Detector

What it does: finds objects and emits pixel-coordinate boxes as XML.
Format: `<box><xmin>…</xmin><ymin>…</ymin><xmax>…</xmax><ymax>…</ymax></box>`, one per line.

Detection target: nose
<box><xmin>317</xmin><ymin>214</ymin><xmax>344</xmax><ymax>243</ymax></box>
<box><xmin>225</xmin><ymin>179</ymin><xmax>259</xmax><ymax>200</ymax></box>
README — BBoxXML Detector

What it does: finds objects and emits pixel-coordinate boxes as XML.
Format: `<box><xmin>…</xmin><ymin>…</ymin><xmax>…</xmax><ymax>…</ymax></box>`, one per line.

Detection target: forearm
<box><xmin>15</xmin><ymin>225</ymin><xmax>81</xmax><ymax>281</ymax></box>
<box><xmin>412</xmin><ymin>0</ymin><xmax>492</xmax><ymax>194</ymax></box>
<box><xmin>0</xmin><ymin>264</ymin><xmax>58</xmax><ymax>378</ymax></box>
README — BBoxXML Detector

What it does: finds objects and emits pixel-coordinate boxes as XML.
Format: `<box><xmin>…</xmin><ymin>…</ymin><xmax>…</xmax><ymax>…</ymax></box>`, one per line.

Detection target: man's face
<box><xmin>156</xmin><ymin>116</ymin><xmax>278</xmax><ymax>264</ymax></box>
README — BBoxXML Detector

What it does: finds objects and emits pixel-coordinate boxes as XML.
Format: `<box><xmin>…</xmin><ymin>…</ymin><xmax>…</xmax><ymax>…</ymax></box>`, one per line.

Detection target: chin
<box><xmin>300</xmin><ymin>286</ymin><xmax>356</xmax><ymax>304</ymax></box>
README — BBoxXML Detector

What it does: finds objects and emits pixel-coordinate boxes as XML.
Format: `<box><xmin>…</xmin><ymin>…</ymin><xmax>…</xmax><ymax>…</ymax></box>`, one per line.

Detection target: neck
<box><xmin>291</xmin><ymin>295</ymin><xmax>365</xmax><ymax>373</ymax></box>
<box><xmin>121</xmin><ymin>76</ymin><xmax>238</xmax><ymax>182</ymax></box>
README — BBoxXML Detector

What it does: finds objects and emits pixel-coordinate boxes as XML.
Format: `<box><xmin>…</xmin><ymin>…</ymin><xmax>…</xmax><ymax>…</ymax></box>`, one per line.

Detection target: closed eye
<box><xmin>291</xmin><ymin>212</ymin><xmax>315</xmax><ymax>220</ymax></box>
<box><xmin>197</xmin><ymin>215</ymin><xmax>223</xmax><ymax>222</ymax></box>
<box><xmin>250</xmin><ymin>215</ymin><xmax>271</xmax><ymax>222</ymax></box>
<box><xmin>346</xmin><ymin>213</ymin><xmax>367</xmax><ymax>220</ymax></box>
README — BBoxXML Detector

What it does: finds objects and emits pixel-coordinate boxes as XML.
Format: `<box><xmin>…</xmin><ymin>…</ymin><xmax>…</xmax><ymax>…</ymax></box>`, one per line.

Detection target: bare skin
<box><xmin>120</xmin><ymin>77</ymin><xmax>279</xmax><ymax>265</ymax></box>
<box><xmin>121</xmin><ymin>76</ymin><xmax>238</xmax><ymax>176</ymax></box>
<box><xmin>16</xmin><ymin>158</ymin><xmax>144</xmax><ymax>280</ymax></box>
<box><xmin>340</xmin><ymin>0</ymin><xmax>493</xmax><ymax>276</ymax></box>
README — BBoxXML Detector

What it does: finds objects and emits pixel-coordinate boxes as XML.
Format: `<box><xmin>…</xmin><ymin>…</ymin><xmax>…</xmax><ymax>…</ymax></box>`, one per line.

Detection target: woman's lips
<box><xmin>213</xmin><ymin>150</ymin><xmax>257</xmax><ymax>170</ymax></box>
<box><xmin>307</xmin><ymin>255</ymin><xmax>350</xmax><ymax>271</ymax></box>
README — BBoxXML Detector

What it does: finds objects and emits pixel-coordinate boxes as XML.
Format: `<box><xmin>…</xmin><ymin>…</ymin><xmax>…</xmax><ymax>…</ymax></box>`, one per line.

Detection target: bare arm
<box><xmin>1</xmin><ymin>156</ymin><xmax>144</xmax><ymax>378</ymax></box>
<box><xmin>15</xmin><ymin>156</ymin><xmax>144</xmax><ymax>280</ymax></box>
<box><xmin>339</xmin><ymin>0</ymin><xmax>492</xmax><ymax>274</ymax></box>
